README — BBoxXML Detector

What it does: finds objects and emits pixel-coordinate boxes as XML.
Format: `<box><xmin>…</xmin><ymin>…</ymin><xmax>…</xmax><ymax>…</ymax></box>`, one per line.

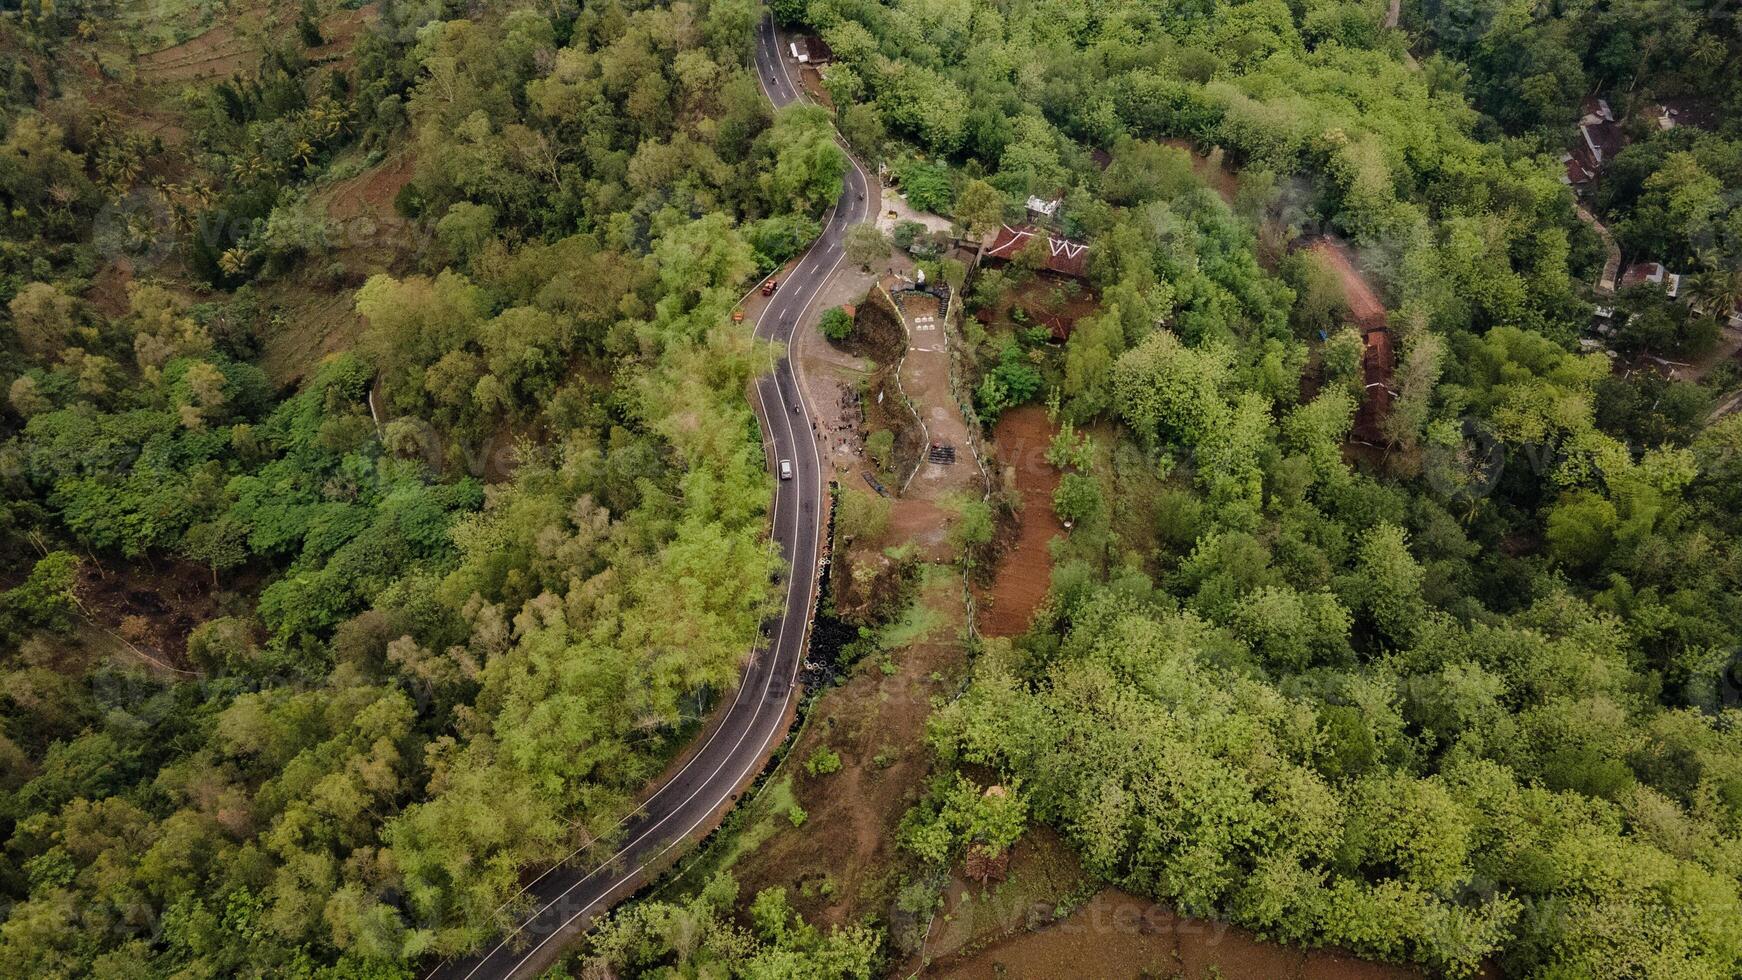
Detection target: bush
<box><xmin>976</xmin><ymin>344</ymin><xmax>1044</xmax><ymax>419</ymax></box>
<box><xmin>820</xmin><ymin>306</ymin><xmax>854</xmax><ymax>342</ymax></box>
<box><xmin>747</xmin><ymin>213</ymin><xmax>821</xmax><ymax>273</ymax></box>
<box><xmin>187</xmin><ymin>616</ymin><xmax>260</xmax><ymax>675</ymax></box>
<box><xmin>257</xmin><ymin>196</ymin><xmax>332</xmax><ymax>272</ymax></box>
<box><xmin>435</xmin><ymin>203</ymin><xmax>498</xmax><ymax>265</ymax></box>
<box><xmin>838</xmin><ymin>486</ymin><xmax>892</xmax><ymax>544</ymax></box>
<box><xmin>0</xmin><ymin>551</ymin><xmax>81</xmax><ymax>636</ymax></box>
<box><xmin>805</xmin><ymin>746</ymin><xmax>843</xmax><ymax>776</ymax></box>
<box><xmin>948</xmin><ymin>496</ymin><xmax>995</xmax><ymax>565</ymax></box>
<box><xmin>897</xmin><ymin>160</ymin><xmax>954</xmax><ymax>214</ymax></box>
<box><xmin>1052</xmin><ymin>472</ymin><xmax>1104</xmax><ymax>526</ymax></box>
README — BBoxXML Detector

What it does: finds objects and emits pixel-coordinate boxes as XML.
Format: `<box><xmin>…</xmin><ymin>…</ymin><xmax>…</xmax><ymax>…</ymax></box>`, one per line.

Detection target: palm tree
<box><xmin>1689</xmin><ymin>267</ymin><xmax>1742</xmax><ymax>323</ymax></box>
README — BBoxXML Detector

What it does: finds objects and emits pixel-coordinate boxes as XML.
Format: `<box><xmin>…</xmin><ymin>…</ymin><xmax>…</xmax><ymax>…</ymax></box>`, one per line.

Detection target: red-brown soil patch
<box><xmin>1164</xmin><ymin>138</ymin><xmax>1242</xmax><ymax>206</ymax></box>
<box><xmin>135</xmin><ymin>2</ymin><xmax>378</xmax><ymax>85</ymax></box>
<box><xmin>888</xmin><ymin>495</ymin><xmax>954</xmax><ymax>560</ymax></box>
<box><xmin>76</xmin><ymin>558</ymin><xmax>259</xmax><ymax>668</ymax></box>
<box><xmin>310</xmin><ymin>3</ymin><xmax>381</xmax><ymax>72</ymax></box>
<box><xmin>1304</xmin><ymin>238</ymin><xmax>1395</xmax><ymax>442</ymax></box>
<box><xmin>88</xmin><ymin>258</ymin><xmax>138</xmax><ymax>318</ymax></box>
<box><xmin>255</xmin><ymin>283</ymin><xmax>367</xmax><ymax>386</ymax></box>
<box><xmin>798</xmin><ymin>64</ymin><xmax>833</xmax><ymax>109</ymax></box>
<box><xmin>852</xmin><ymin>291</ymin><xmax>926</xmax><ymax>484</ymax></box>
<box><xmin>1306</xmin><ymin>238</ymin><xmax>1387</xmax><ymax>330</ymax></box>
<box><xmin>323</xmin><ymin>151</ymin><xmax>416</xmax><ymax>224</ymax></box>
<box><xmin>136</xmin><ymin>5</ymin><xmax>272</xmax><ymax>85</ymax></box>
<box><xmin>976</xmin><ymin>405</ymin><xmax>1062</xmax><ymax>637</ymax></box>
<box><xmin>974</xmin><ymin>275</ymin><xmax>1098</xmax><ymax>342</ymax></box>
<box><xmin>932</xmin><ymin>887</ymin><xmax>1423</xmax><ymax>980</ymax></box>
<box><xmin>729</xmin><ymin>574</ymin><xmax>968</xmax><ymax>928</ymax></box>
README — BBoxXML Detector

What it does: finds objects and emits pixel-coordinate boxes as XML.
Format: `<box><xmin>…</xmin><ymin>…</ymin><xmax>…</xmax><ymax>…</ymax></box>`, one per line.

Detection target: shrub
<box><xmin>897</xmin><ymin>160</ymin><xmax>954</xmax><ymax>214</ymax></box>
<box><xmin>805</xmin><ymin>746</ymin><xmax>843</xmax><ymax>776</ymax></box>
<box><xmin>1052</xmin><ymin>472</ymin><xmax>1104</xmax><ymax>526</ymax></box>
<box><xmin>820</xmin><ymin>306</ymin><xmax>854</xmax><ymax>341</ymax></box>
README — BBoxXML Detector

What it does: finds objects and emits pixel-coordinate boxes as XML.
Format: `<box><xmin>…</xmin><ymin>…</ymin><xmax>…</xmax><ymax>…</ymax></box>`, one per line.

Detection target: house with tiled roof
<box><xmin>982</xmin><ymin>224</ymin><xmax>1091</xmax><ymax>279</ymax></box>
<box><xmin>1621</xmin><ymin>261</ymin><xmax>1681</xmax><ymax>299</ymax></box>
<box><xmin>1561</xmin><ymin>96</ymin><xmax>1623</xmax><ymax>190</ymax></box>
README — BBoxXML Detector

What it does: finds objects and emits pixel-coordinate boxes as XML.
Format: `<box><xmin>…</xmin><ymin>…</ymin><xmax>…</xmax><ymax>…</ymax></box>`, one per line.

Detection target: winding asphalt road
<box><xmin>423</xmin><ymin>15</ymin><xmax>872</xmax><ymax>980</ymax></box>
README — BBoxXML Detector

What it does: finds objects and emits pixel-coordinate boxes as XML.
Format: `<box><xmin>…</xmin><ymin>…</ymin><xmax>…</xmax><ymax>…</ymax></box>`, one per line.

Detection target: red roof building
<box><xmin>983</xmin><ymin>224</ymin><xmax>1091</xmax><ymax>279</ymax></box>
<box><xmin>1562</xmin><ymin>98</ymin><xmax>1624</xmax><ymax>189</ymax></box>
<box><xmin>1621</xmin><ymin>261</ymin><xmax>1681</xmax><ymax>298</ymax></box>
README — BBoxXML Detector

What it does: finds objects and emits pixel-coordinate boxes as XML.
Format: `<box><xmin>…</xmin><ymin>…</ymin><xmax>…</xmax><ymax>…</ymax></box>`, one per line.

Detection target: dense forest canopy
<box><xmin>769</xmin><ymin>0</ymin><xmax>1742</xmax><ymax>977</ymax></box>
<box><xmin>0</xmin><ymin>0</ymin><xmax>857</xmax><ymax>975</ymax></box>
<box><xmin>1</xmin><ymin>0</ymin><xmax>1741</xmax><ymax>976</ymax></box>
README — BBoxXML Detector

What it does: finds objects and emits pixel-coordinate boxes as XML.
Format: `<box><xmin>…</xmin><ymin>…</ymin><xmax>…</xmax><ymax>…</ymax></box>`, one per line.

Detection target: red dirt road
<box><xmin>1307</xmin><ymin>239</ymin><xmax>1387</xmax><ymax>330</ymax></box>
<box><xmin>978</xmin><ymin>405</ymin><xmax>1063</xmax><ymax>637</ymax></box>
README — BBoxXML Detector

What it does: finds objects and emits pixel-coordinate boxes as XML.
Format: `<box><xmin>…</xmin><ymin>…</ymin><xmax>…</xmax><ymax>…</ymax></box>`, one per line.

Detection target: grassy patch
<box><xmin>876</xmin><ymin>564</ymin><xmax>955</xmax><ymax>651</ymax></box>
<box><xmin>924</xmin><ymin>830</ymin><xmax>1093</xmax><ymax>961</ymax></box>
<box><xmin>661</xmin><ymin>774</ymin><xmax>799</xmax><ymax>896</ymax></box>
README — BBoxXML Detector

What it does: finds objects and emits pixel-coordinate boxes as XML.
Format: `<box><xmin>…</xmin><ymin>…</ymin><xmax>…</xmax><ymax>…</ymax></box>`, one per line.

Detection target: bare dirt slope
<box><xmin>726</xmin><ymin>571</ymin><xmax>969</xmax><ymax>928</ymax></box>
<box><xmin>976</xmin><ymin>405</ymin><xmax>1062</xmax><ymax>637</ymax></box>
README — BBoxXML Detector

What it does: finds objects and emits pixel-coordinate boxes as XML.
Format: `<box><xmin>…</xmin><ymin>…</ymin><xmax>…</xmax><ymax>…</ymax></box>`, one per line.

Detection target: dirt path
<box><xmin>1576</xmin><ymin>203</ymin><xmax>1621</xmax><ymax>296</ymax></box>
<box><xmin>1709</xmin><ymin>385</ymin><xmax>1742</xmax><ymax>422</ymax></box>
<box><xmin>976</xmin><ymin>405</ymin><xmax>1063</xmax><ymax>637</ymax></box>
<box><xmin>1381</xmin><ymin>0</ymin><xmax>1420</xmax><ymax>69</ymax></box>
<box><xmin>1669</xmin><ymin>324</ymin><xmax>1742</xmax><ymax>383</ymax></box>
<box><xmin>886</xmin><ymin>281</ymin><xmax>984</xmax><ymax>504</ymax></box>
<box><xmin>1307</xmin><ymin>238</ymin><xmax>1387</xmax><ymax>329</ymax></box>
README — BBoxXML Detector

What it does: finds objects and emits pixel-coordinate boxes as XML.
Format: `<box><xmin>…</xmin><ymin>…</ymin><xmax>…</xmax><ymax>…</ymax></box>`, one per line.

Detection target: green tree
<box><xmin>843</xmin><ymin>223</ymin><xmax>890</xmax><ymax>269</ymax></box>
<box><xmin>1</xmin><ymin>552</ymin><xmax>81</xmax><ymax>635</ymax></box>
<box><xmin>1102</xmin><ymin>140</ymin><xmax>1199</xmax><ymax>206</ymax></box>
<box><xmin>8</xmin><ymin>282</ymin><xmax>78</xmax><ymax>359</ymax></box>
<box><xmin>820</xmin><ymin>306</ymin><xmax>854</xmax><ymax>341</ymax></box>
<box><xmin>762</xmin><ymin>105</ymin><xmax>848</xmax><ymax>215</ymax></box>
<box><xmin>894</xmin><ymin>160</ymin><xmax>954</xmax><ymax>214</ymax></box>
<box><xmin>954</xmin><ymin>178</ymin><xmax>1007</xmax><ymax>239</ymax></box>
<box><xmin>1053</xmin><ymin>472</ymin><xmax>1103</xmax><ymax>527</ymax></box>
<box><xmin>1546</xmin><ymin>491</ymin><xmax>1618</xmax><ymax>569</ymax></box>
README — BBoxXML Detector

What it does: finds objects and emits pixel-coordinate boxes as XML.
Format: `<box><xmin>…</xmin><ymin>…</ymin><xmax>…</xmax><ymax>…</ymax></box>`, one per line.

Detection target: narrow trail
<box><xmin>1576</xmin><ymin>203</ymin><xmax>1622</xmax><ymax>296</ymax></box>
